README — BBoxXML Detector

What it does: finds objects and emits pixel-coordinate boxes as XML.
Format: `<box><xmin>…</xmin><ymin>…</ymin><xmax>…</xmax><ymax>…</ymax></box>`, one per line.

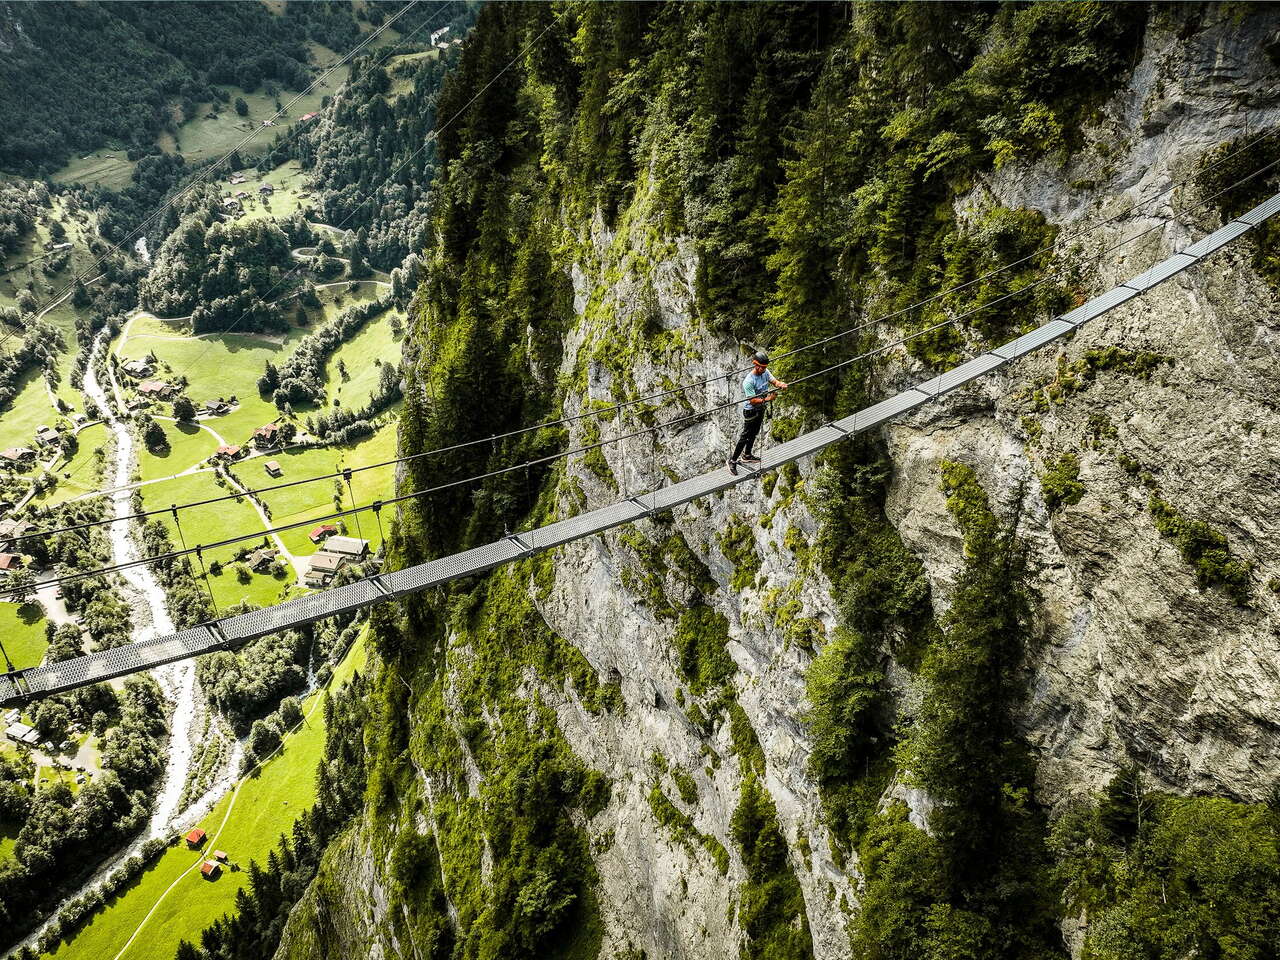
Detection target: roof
<box><xmin>201</xmin><ymin>860</ymin><xmax>221</xmax><ymax>876</ymax></box>
<box><xmin>254</xmin><ymin>422</ymin><xmax>281</xmax><ymax>437</ymax></box>
<box><xmin>137</xmin><ymin>380</ymin><xmax>172</xmax><ymax>394</ymax></box>
<box><xmin>216</xmin><ymin>444</ymin><xmax>241</xmax><ymax>456</ymax></box>
<box><xmin>213</xmin><ymin>849</ymin><xmax>228</xmax><ymax>860</ymax></box>
<box><xmin>307</xmin><ymin>553</ymin><xmax>344</xmax><ymax>572</ymax></box>
<box><xmin>324</xmin><ymin>536</ymin><xmax>368</xmax><ymax>557</ymax></box>
<box><xmin>1</xmin><ymin>448</ymin><xmax>35</xmax><ymax>460</ymax></box>
<box><xmin>122</xmin><ymin>359</ymin><xmax>151</xmax><ymax>372</ymax></box>
<box><xmin>309</xmin><ymin>524</ymin><xmax>338</xmax><ymax>540</ymax></box>
<box><xmin>265</xmin><ymin>460</ymin><xmax>282</xmax><ymax>470</ymax></box>
<box><xmin>0</xmin><ymin>519</ymin><xmax>32</xmax><ymax>537</ymax></box>
<box><xmin>186</xmin><ymin>827</ymin><xmax>206</xmax><ymax>844</ymax></box>
<box><xmin>300</xmin><ymin>111</ymin><xmax>318</xmax><ymax>121</ymax></box>
<box><xmin>0</xmin><ymin>554</ymin><xmax>23</xmax><ymax>570</ymax></box>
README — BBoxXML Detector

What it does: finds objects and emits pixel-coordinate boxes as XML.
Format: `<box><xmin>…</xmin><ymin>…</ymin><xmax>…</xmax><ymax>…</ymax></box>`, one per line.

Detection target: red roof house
<box><xmin>200</xmin><ymin>859</ymin><xmax>221</xmax><ymax>879</ymax></box>
<box><xmin>309</xmin><ymin>524</ymin><xmax>338</xmax><ymax>543</ymax></box>
<box><xmin>0</xmin><ymin>554</ymin><xmax>24</xmax><ymax>571</ymax></box>
<box><xmin>215</xmin><ymin>444</ymin><xmax>242</xmax><ymax>460</ymax></box>
<box><xmin>300</xmin><ymin>111</ymin><xmax>319</xmax><ymax>122</ymax></box>
<box><xmin>185</xmin><ymin>827</ymin><xmax>206</xmax><ymax>847</ymax></box>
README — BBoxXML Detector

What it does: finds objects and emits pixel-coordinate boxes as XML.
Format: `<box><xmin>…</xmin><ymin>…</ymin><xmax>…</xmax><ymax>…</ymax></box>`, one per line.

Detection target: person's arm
<box><xmin>769</xmin><ymin>374</ymin><xmax>788</xmax><ymax>390</ymax></box>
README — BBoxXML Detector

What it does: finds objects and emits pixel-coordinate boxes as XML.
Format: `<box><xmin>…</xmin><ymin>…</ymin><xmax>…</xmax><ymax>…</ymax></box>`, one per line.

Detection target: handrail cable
<box><xmin>10</xmin><ymin>145</ymin><xmax>1278</xmax><ymax>552</ymax></box>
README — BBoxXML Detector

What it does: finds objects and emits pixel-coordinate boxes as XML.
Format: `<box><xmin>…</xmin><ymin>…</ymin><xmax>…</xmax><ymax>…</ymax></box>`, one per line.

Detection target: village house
<box><xmin>121</xmin><ymin>358</ymin><xmax>153</xmax><ymax>378</ymax></box>
<box><xmin>213</xmin><ymin>849</ymin><xmax>229</xmax><ymax>863</ymax></box>
<box><xmin>259</xmin><ymin>183</ymin><xmax>274</xmax><ymax>195</ymax></box>
<box><xmin>308</xmin><ymin>523</ymin><xmax>338</xmax><ymax>544</ymax></box>
<box><xmin>34</xmin><ymin>425</ymin><xmax>59</xmax><ymax>446</ymax></box>
<box><xmin>299</xmin><ymin>111</ymin><xmax>319</xmax><ymax>122</ymax></box>
<box><xmin>253</xmin><ymin>422</ymin><xmax>283</xmax><ymax>448</ymax></box>
<box><xmin>230</xmin><ymin>173</ymin><xmax>246</xmax><ymax>185</ymax></box>
<box><xmin>0</xmin><ymin>553</ymin><xmax>24</xmax><ymax>572</ymax></box>
<box><xmin>222</xmin><ymin>197</ymin><xmax>241</xmax><ymax>212</ymax></box>
<box><xmin>246</xmin><ymin>547</ymin><xmax>279</xmax><ymax>572</ymax></box>
<box><xmin>0</xmin><ymin>447</ymin><xmax>37</xmax><ymax>465</ymax></box>
<box><xmin>204</xmin><ymin>400</ymin><xmax>232</xmax><ymax>416</ymax></box>
<box><xmin>304</xmin><ymin>552</ymin><xmax>344</xmax><ymax>587</ymax></box>
<box><xmin>214</xmin><ymin>444</ymin><xmax>242</xmax><ymax>463</ymax></box>
<box><xmin>186</xmin><ymin>827</ymin><xmax>207</xmax><ymax>848</ymax></box>
<box><xmin>136</xmin><ymin>380</ymin><xmax>177</xmax><ymax>400</ymax></box>
<box><xmin>4</xmin><ymin>722</ymin><xmax>40</xmax><ymax>746</ymax></box>
<box><xmin>0</xmin><ymin>519</ymin><xmax>34</xmax><ymax>552</ymax></box>
<box><xmin>200</xmin><ymin>860</ymin><xmax>221</xmax><ymax>880</ymax></box>
<box><xmin>323</xmin><ymin>536</ymin><xmax>368</xmax><ymax>561</ymax></box>
<box><xmin>264</xmin><ymin>459</ymin><xmax>282</xmax><ymax>478</ymax></box>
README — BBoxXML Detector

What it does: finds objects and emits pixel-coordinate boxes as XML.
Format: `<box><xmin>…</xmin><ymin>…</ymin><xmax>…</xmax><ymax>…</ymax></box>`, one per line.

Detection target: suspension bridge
<box><xmin>1</xmin><ymin>189</ymin><xmax>1277</xmax><ymax>709</ymax></box>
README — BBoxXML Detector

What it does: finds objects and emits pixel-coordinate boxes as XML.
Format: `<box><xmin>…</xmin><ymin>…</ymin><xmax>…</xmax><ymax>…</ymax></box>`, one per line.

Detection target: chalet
<box><xmin>0</xmin><ymin>553</ymin><xmax>24</xmax><ymax>572</ymax></box>
<box><xmin>0</xmin><ymin>448</ymin><xmax>37</xmax><ymax>464</ymax></box>
<box><xmin>253</xmin><ymin>422</ymin><xmax>283</xmax><ymax>447</ymax></box>
<box><xmin>0</xmin><ymin>519</ymin><xmax>33</xmax><ymax>552</ymax></box>
<box><xmin>4</xmin><ymin>723</ymin><xmax>40</xmax><ymax>746</ymax></box>
<box><xmin>308</xmin><ymin>523</ymin><xmax>338</xmax><ymax>544</ymax></box>
<box><xmin>304</xmin><ymin>552</ymin><xmax>344</xmax><ymax>587</ymax></box>
<box><xmin>246</xmin><ymin>547</ymin><xmax>279</xmax><ymax>572</ymax></box>
<box><xmin>229</xmin><ymin>174</ymin><xmax>247</xmax><ymax>185</ymax></box>
<box><xmin>51</xmin><ymin>242</ymin><xmax>72</xmax><ymax>251</ymax></box>
<box><xmin>214</xmin><ymin>444</ymin><xmax>242</xmax><ymax>462</ymax></box>
<box><xmin>234</xmin><ymin>190</ymin><xmax>249</xmax><ymax>199</ymax></box>
<box><xmin>259</xmin><ymin>183</ymin><xmax>274</xmax><ymax>195</ymax></box>
<box><xmin>186</xmin><ymin>827</ymin><xmax>207</xmax><ymax>848</ymax></box>
<box><xmin>136</xmin><ymin>380</ymin><xmax>176</xmax><ymax>399</ymax></box>
<box><xmin>200</xmin><ymin>860</ymin><xmax>221</xmax><ymax>880</ymax></box>
<box><xmin>204</xmin><ymin>400</ymin><xmax>232</xmax><ymax>416</ymax></box>
<box><xmin>221</xmin><ymin>197</ymin><xmax>241</xmax><ymax>211</ymax></box>
<box><xmin>71</xmin><ymin>413</ymin><xmax>87</xmax><ymax>426</ymax></box>
<box><xmin>264</xmin><ymin>459</ymin><xmax>283</xmax><ymax>478</ymax></box>
<box><xmin>35</xmin><ymin>425</ymin><xmax>59</xmax><ymax>446</ymax></box>
<box><xmin>213</xmin><ymin>849</ymin><xmax>228</xmax><ymax>862</ymax></box>
<box><xmin>121</xmin><ymin>358</ymin><xmax>153</xmax><ymax>378</ymax></box>
<box><xmin>299</xmin><ymin>111</ymin><xmax>319</xmax><ymax>122</ymax></box>
<box><xmin>323</xmin><ymin>536</ymin><xmax>368</xmax><ymax>561</ymax></box>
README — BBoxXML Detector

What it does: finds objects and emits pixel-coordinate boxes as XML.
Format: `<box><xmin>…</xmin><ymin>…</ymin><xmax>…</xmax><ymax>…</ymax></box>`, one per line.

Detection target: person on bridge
<box><xmin>728</xmin><ymin>351</ymin><xmax>787</xmax><ymax>475</ymax></box>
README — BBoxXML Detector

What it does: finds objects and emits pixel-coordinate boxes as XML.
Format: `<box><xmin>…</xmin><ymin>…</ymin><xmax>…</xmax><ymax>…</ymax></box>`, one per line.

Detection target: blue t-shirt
<box><xmin>742</xmin><ymin>369</ymin><xmax>773</xmax><ymax>411</ymax></box>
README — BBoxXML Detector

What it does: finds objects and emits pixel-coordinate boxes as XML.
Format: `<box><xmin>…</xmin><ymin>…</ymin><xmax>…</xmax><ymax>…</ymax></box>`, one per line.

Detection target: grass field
<box><xmin>0</xmin><ymin>369</ymin><xmax>56</xmax><ymax>453</ymax></box>
<box><xmin>136</xmin><ymin>470</ymin><xmax>287</xmax><ymax>609</ymax></box>
<box><xmin>324</xmin><ymin>312</ymin><xmax>403</xmax><ymax>411</ymax></box>
<box><xmin>44</xmin><ymin>633</ymin><xmax>369</xmax><ymax>960</ymax></box>
<box><xmin>249</xmin><ymin>420</ymin><xmax>398</xmax><ymax>557</ymax></box>
<box><xmin>227</xmin><ymin>160</ymin><xmax>317</xmax><ymax>226</ymax></box>
<box><xmin>37</xmin><ymin>423</ymin><xmax>108</xmax><ymax>506</ymax></box>
<box><xmin>0</xmin><ymin>602</ymin><xmax>48</xmax><ymax>670</ymax></box>
<box><xmin>115</xmin><ymin>312</ymin><xmax>307</xmax><ymax>471</ymax></box>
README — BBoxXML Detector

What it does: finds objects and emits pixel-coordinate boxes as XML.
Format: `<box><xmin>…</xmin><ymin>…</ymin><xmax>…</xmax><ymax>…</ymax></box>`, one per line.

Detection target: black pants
<box><xmin>732</xmin><ymin>407</ymin><xmax>764</xmax><ymax>461</ymax></box>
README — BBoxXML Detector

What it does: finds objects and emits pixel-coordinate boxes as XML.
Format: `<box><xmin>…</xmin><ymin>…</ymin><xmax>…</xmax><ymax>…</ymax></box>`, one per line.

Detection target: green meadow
<box><xmin>43</xmin><ymin>634</ymin><xmax>368</xmax><ymax>960</ymax></box>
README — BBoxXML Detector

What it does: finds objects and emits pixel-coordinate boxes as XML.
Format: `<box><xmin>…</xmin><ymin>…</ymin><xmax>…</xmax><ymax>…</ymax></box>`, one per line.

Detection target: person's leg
<box><xmin>735</xmin><ymin>410</ymin><xmax>763</xmax><ymax>460</ymax></box>
<box><xmin>731</xmin><ymin>410</ymin><xmax>757</xmax><ymax>461</ymax></box>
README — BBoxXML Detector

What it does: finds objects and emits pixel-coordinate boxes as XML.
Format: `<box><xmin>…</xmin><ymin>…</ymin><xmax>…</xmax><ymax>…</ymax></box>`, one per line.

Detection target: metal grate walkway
<box><xmin>3</xmin><ymin>192</ymin><xmax>1277</xmax><ymax>708</ymax></box>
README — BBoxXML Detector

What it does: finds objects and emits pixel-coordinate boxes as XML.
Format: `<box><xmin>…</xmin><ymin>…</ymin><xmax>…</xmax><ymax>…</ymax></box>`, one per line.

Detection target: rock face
<box><xmin>275</xmin><ymin>14</ymin><xmax>1280</xmax><ymax>960</ymax></box>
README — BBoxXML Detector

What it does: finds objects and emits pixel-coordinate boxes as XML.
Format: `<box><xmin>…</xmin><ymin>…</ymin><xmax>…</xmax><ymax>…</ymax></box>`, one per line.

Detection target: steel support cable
<box><xmin>0</xmin><ymin>0</ymin><xmax>440</xmax><ymax>354</ymax></box>
<box><xmin>0</xmin><ymin>193</ymin><xmax>1244</xmax><ymax>603</ymax></box>
<box><xmin>14</xmin><ymin>146</ymin><xmax>1278</xmax><ymax>553</ymax></box>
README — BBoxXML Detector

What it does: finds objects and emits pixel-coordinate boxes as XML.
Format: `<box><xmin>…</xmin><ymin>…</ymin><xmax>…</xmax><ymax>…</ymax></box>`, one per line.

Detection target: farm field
<box><xmin>136</xmin><ymin>471</ymin><xmax>287</xmax><ymax>610</ymax></box>
<box><xmin>249</xmin><ymin>420</ymin><xmax>397</xmax><ymax>558</ymax></box>
<box><xmin>114</xmin><ymin>312</ymin><xmax>307</xmax><ymax>471</ymax></box>
<box><xmin>36</xmin><ymin>423</ymin><xmax>108</xmax><ymax>506</ymax></box>
<box><xmin>225</xmin><ymin>160</ymin><xmax>316</xmax><ymax>226</ymax></box>
<box><xmin>43</xmin><ymin>633</ymin><xmax>369</xmax><ymax>960</ymax></box>
<box><xmin>324</xmin><ymin>311</ymin><xmax>403</xmax><ymax>410</ymax></box>
<box><xmin>0</xmin><ymin>602</ymin><xmax>48</xmax><ymax>670</ymax></box>
<box><xmin>0</xmin><ymin>371</ymin><xmax>56</xmax><ymax>453</ymax></box>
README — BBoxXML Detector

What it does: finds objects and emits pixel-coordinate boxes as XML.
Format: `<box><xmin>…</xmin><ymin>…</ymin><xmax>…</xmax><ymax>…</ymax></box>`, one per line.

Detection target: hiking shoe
<box><xmin>741</xmin><ymin>454</ymin><xmax>762</xmax><ymax>464</ymax></box>
<box><xmin>727</xmin><ymin>459</ymin><xmax>739</xmax><ymax>475</ymax></box>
